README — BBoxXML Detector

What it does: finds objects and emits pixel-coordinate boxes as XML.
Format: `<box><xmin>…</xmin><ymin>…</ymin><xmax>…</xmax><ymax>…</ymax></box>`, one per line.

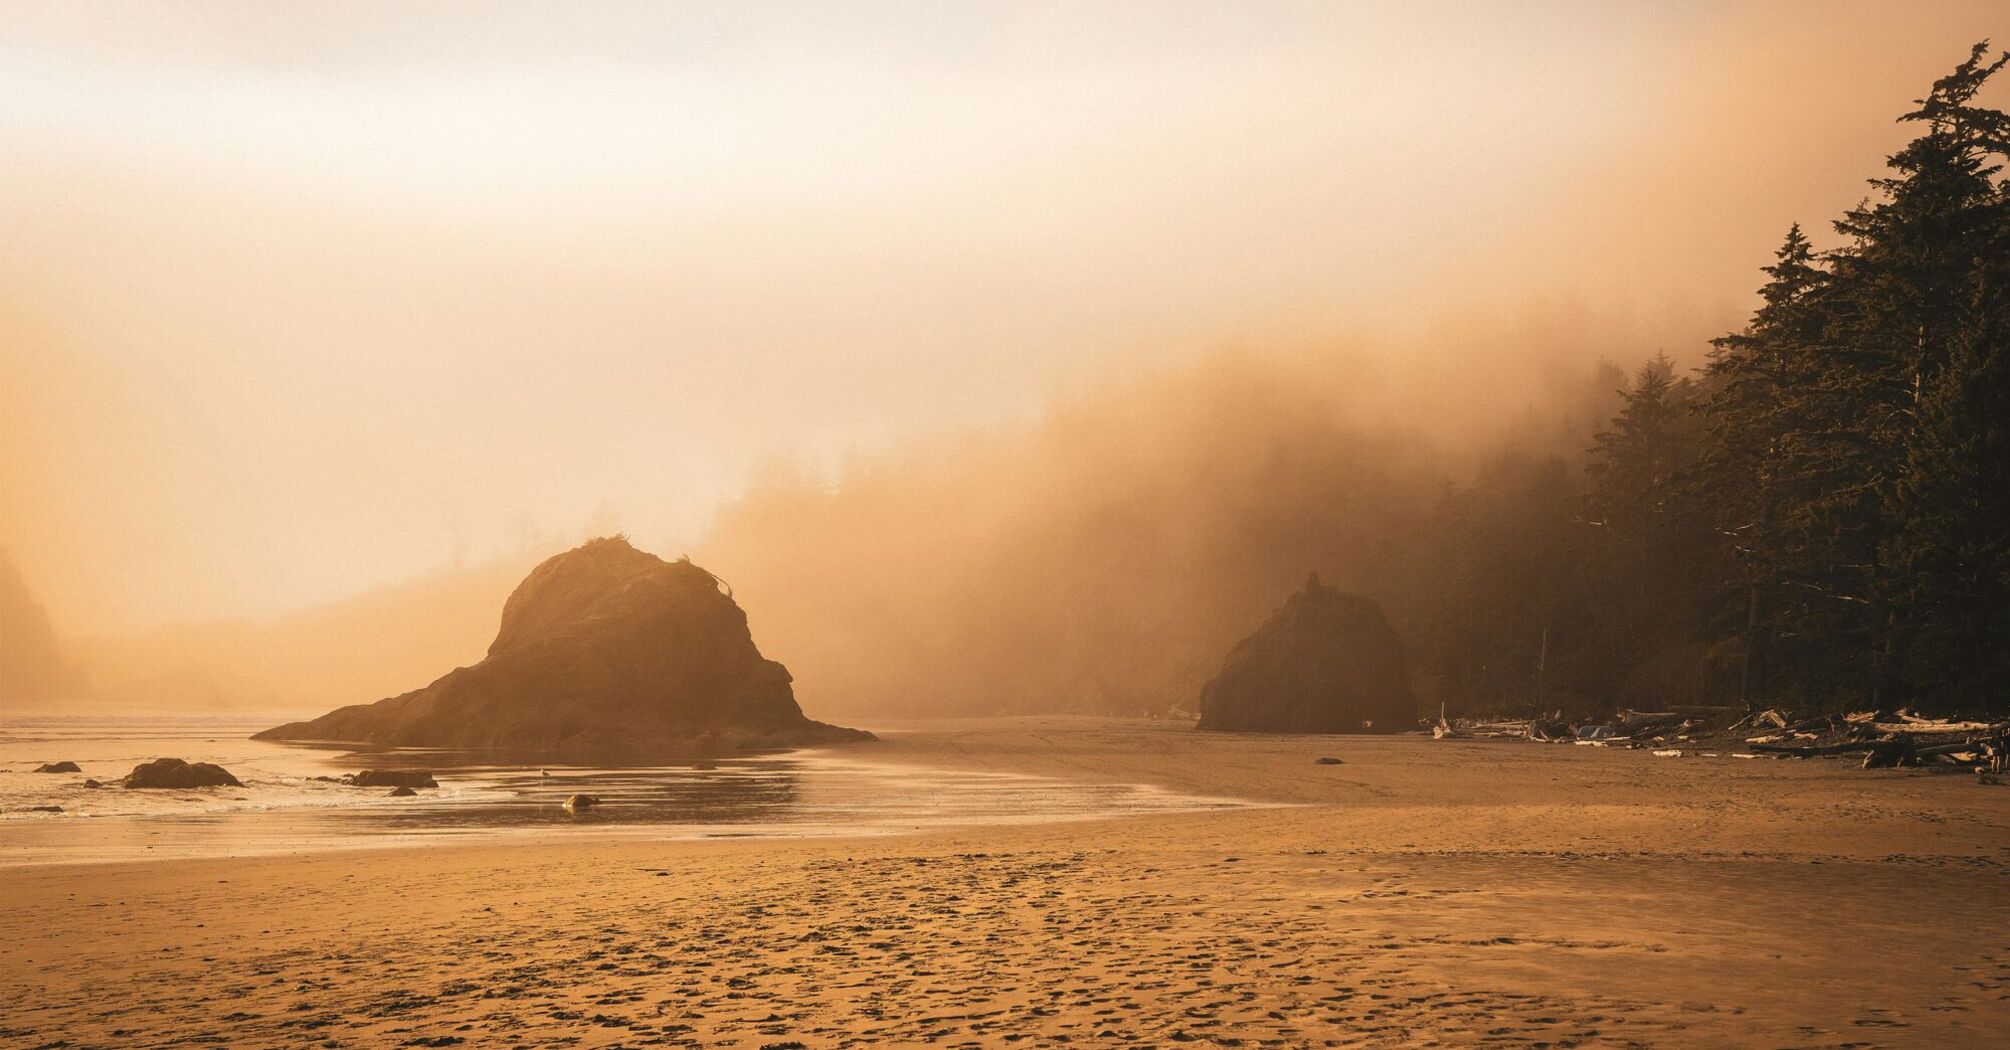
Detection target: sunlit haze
<box><xmin>8</xmin><ymin>11</ymin><xmax>2010</xmax><ymax>1048</ymax></box>
<box><xmin>2</xmin><ymin>0</ymin><xmax>1999</xmax><ymax>643</ymax></box>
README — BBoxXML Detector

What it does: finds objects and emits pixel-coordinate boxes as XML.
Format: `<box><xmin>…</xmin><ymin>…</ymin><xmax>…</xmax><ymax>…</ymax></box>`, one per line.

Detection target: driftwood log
<box><xmin>1747</xmin><ymin>740</ymin><xmax>1883</xmax><ymax>757</ymax></box>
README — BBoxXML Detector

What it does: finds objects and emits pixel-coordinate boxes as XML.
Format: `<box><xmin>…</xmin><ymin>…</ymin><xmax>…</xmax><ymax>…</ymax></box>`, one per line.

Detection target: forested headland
<box><xmin>1553</xmin><ymin>43</ymin><xmax>2010</xmax><ymax>716</ymax></box>
<box><xmin>706</xmin><ymin>45</ymin><xmax>2010</xmax><ymax>722</ymax></box>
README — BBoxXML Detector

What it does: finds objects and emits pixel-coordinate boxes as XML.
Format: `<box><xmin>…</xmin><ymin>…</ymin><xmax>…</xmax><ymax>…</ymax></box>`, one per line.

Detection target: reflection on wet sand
<box><xmin>344</xmin><ymin>757</ymin><xmax>806</xmax><ymax>832</ymax></box>
<box><xmin>1</xmin><ymin>724</ymin><xmax>1252</xmax><ymax>866</ymax></box>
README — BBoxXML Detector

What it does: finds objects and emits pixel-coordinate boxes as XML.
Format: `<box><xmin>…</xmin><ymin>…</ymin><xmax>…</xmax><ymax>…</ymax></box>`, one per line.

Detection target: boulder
<box><xmin>29</xmin><ymin>805</ymin><xmax>63</xmax><ymax>813</ymax></box>
<box><xmin>348</xmin><ymin>770</ymin><xmax>438</xmax><ymax>789</ymax></box>
<box><xmin>562</xmin><ymin>793</ymin><xmax>600</xmax><ymax>811</ymax></box>
<box><xmin>1197</xmin><ymin>574</ymin><xmax>1417</xmax><ymax>734</ymax></box>
<box><xmin>82</xmin><ymin>779</ymin><xmax>103</xmax><ymax>788</ymax></box>
<box><xmin>387</xmin><ymin>786</ymin><xmax>418</xmax><ymax>797</ymax></box>
<box><xmin>33</xmin><ymin>761</ymin><xmax>81</xmax><ymax>773</ymax></box>
<box><xmin>122</xmin><ymin>758</ymin><xmax>243</xmax><ymax>789</ymax></box>
<box><xmin>255</xmin><ymin>537</ymin><xmax>873</xmax><ymax>758</ymax></box>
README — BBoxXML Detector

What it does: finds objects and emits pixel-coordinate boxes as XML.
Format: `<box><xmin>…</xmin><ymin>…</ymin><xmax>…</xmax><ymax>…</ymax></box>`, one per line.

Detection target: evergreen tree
<box><xmin>1586</xmin><ymin>355</ymin><xmax>1723</xmax><ymax>706</ymax></box>
<box><xmin>1871</xmin><ymin>43</ymin><xmax>2010</xmax><ymax>706</ymax></box>
<box><xmin>1691</xmin><ymin>41</ymin><xmax>2009</xmax><ymax>712</ymax></box>
<box><xmin>1696</xmin><ymin>226</ymin><xmax>1833</xmax><ymax>705</ymax></box>
<box><xmin>1412</xmin><ymin>43</ymin><xmax>2009</xmax><ymax>718</ymax></box>
<box><xmin>1589</xmin><ymin>354</ymin><xmax>1692</xmax><ymax>526</ymax></box>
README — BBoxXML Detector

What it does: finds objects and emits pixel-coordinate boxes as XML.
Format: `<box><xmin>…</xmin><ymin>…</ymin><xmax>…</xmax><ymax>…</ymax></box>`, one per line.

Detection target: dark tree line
<box><xmin>1423</xmin><ymin>44</ymin><xmax>2010</xmax><ymax>717</ymax></box>
<box><xmin>701</xmin><ymin>45</ymin><xmax>2005</xmax><ymax>722</ymax></box>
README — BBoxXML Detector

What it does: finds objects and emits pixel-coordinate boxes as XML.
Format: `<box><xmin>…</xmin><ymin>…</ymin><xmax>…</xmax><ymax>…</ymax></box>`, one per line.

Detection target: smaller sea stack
<box><xmin>1197</xmin><ymin>574</ymin><xmax>1417</xmax><ymax>734</ymax></box>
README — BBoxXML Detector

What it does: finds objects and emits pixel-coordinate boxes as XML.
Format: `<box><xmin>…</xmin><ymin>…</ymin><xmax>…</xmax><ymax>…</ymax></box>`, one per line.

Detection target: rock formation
<box><xmin>1</xmin><ymin>549</ymin><xmax>81</xmax><ymax>704</ymax></box>
<box><xmin>255</xmin><ymin>537</ymin><xmax>872</xmax><ymax>758</ymax></box>
<box><xmin>123</xmin><ymin>758</ymin><xmax>243</xmax><ymax>789</ymax></box>
<box><xmin>348</xmin><ymin>770</ymin><xmax>438</xmax><ymax>788</ymax></box>
<box><xmin>34</xmin><ymin>761</ymin><xmax>81</xmax><ymax>773</ymax></box>
<box><xmin>1197</xmin><ymin>574</ymin><xmax>1418</xmax><ymax>734</ymax></box>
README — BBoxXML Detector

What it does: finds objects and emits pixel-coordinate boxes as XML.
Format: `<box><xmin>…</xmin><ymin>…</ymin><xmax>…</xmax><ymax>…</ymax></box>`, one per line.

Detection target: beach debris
<box><xmin>1314</xmin><ymin>756</ymin><xmax>1344</xmax><ymax>765</ymax></box>
<box><xmin>1745</xmin><ymin>713</ymin><xmax>2008</xmax><ymax>770</ymax></box>
<box><xmin>1873</xmin><ymin>713</ymin><xmax>2000</xmax><ymax>735</ymax></box>
<box><xmin>1426</xmin><ymin>706</ymin><xmax>2006</xmax><ymax>776</ymax></box>
<box><xmin>33</xmin><ymin>761</ymin><xmax>81</xmax><ymax>773</ymax></box>
<box><xmin>562</xmin><ymin>793</ymin><xmax>601</xmax><ymax>811</ymax></box>
<box><xmin>387</xmin><ymin>786</ymin><xmax>418</xmax><ymax>797</ymax></box>
<box><xmin>1861</xmin><ymin>735</ymin><xmax>1917</xmax><ymax>769</ymax></box>
<box><xmin>121</xmin><ymin>758</ymin><xmax>242</xmax><ymax>789</ymax></box>
<box><xmin>1527</xmin><ymin>717</ymin><xmax>1573</xmax><ymax>741</ymax></box>
<box><xmin>1443</xmin><ymin>720</ymin><xmax>1522</xmax><ymax>738</ymax></box>
<box><xmin>347</xmin><ymin>769</ymin><xmax>438</xmax><ymax>789</ymax></box>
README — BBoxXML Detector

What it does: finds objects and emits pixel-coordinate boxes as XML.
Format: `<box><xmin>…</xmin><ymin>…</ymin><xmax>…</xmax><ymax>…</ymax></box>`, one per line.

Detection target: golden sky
<box><xmin>2</xmin><ymin>1</ymin><xmax>2003</xmax><ymax>634</ymax></box>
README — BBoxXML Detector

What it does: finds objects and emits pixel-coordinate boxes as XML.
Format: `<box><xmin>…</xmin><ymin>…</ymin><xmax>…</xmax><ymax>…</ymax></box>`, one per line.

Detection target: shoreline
<box><xmin>5</xmin><ymin>717</ymin><xmax>2007</xmax><ymax>1048</ymax></box>
<box><xmin>0</xmin><ymin>720</ymin><xmax>1269</xmax><ymax>870</ymax></box>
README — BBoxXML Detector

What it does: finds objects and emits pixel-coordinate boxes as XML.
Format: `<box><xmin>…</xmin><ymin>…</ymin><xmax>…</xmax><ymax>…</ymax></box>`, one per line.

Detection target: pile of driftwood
<box><xmin>1432</xmin><ymin>705</ymin><xmax>2008</xmax><ymax>779</ymax></box>
<box><xmin>1740</xmin><ymin>709</ymin><xmax>2008</xmax><ymax>773</ymax></box>
<box><xmin>1432</xmin><ymin>706</ymin><xmax>1720</xmax><ymax>746</ymax></box>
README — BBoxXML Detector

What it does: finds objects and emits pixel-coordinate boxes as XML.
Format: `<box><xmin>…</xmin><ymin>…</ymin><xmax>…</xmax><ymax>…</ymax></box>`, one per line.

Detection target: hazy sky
<box><xmin>2</xmin><ymin>1</ymin><xmax>2002</xmax><ymax>634</ymax></box>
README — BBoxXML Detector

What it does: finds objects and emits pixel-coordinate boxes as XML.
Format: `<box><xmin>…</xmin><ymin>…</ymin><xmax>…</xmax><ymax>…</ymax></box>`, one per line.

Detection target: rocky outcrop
<box><xmin>123</xmin><ymin>758</ymin><xmax>243</xmax><ymax>789</ymax></box>
<box><xmin>348</xmin><ymin>770</ymin><xmax>437</xmax><ymax>788</ymax></box>
<box><xmin>387</xmin><ymin>786</ymin><xmax>418</xmax><ymax>797</ymax></box>
<box><xmin>255</xmin><ymin>537</ymin><xmax>872</xmax><ymax>759</ymax></box>
<box><xmin>1</xmin><ymin>550</ymin><xmax>81</xmax><ymax>704</ymax></box>
<box><xmin>1197</xmin><ymin>575</ymin><xmax>1418</xmax><ymax>734</ymax></box>
<box><xmin>34</xmin><ymin>761</ymin><xmax>81</xmax><ymax>773</ymax></box>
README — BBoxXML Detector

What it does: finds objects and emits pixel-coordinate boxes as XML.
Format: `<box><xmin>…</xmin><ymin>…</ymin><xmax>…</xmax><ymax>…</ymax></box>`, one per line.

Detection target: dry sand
<box><xmin>3</xmin><ymin>717</ymin><xmax>2007</xmax><ymax>1048</ymax></box>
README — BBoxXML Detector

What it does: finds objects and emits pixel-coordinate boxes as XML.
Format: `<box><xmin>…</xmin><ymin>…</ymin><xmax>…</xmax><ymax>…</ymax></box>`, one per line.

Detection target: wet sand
<box><xmin>4</xmin><ymin>717</ymin><xmax>2007</xmax><ymax>1048</ymax></box>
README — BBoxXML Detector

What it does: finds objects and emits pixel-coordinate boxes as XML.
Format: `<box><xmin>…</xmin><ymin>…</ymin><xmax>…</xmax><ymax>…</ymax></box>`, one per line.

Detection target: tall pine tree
<box><xmin>1871</xmin><ymin>44</ymin><xmax>2010</xmax><ymax>707</ymax></box>
<box><xmin>1697</xmin><ymin>41</ymin><xmax>2010</xmax><ymax>711</ymax></box>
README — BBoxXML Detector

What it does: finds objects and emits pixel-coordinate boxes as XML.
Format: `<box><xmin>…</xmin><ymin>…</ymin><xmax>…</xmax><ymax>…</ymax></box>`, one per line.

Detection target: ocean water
<box><xmin>0</xmin><ymin>716</ymin><xmax>1247</xmax><ymax>866</ymax></box>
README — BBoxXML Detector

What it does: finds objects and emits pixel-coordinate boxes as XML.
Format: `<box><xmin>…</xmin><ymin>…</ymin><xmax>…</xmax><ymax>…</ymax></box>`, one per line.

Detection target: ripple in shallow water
<box><xmin>0</xmin><ymin>718</ymin><xmax>1253</xmax><ymax>866</ymax></box>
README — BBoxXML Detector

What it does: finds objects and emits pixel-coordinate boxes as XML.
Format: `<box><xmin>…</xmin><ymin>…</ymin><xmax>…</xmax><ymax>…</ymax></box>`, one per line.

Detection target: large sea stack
<box><xmin>1197</xmin><ymin>574</ymin><xmax>1417</xmax><ymax>734</ymax></box>
<box><xmin>256</xmin><ymin>537</ymin><xmax>872</xmax><ymax>758</ymax></box>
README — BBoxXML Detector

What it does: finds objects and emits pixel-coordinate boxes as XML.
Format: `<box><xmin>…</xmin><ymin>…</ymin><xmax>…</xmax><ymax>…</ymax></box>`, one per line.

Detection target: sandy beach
<box><xmin>4</xmin><ymin>718</ymin><xmax>2008</xmax><ymax>1049</ymax></box>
